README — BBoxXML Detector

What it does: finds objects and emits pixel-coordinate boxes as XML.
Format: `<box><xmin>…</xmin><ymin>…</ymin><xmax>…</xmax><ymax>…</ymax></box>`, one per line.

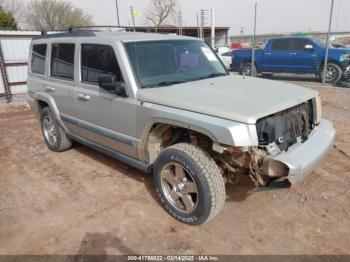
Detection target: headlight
<box><xmin>340</xmin><ymin>54</ymin><xmax>350</xmax><ymax>62</ymax></box>
<box><xmin>313</xmin><ymin>95</ymin><xmax>322</xmax><ymax>124</ymax></box>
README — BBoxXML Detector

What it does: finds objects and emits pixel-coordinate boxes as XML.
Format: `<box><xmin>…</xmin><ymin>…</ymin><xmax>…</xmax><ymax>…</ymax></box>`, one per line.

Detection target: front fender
<box><xmin>137</xmin><ymin>102</ymin><xmax>259</xmax><ymax>150</ymax></box>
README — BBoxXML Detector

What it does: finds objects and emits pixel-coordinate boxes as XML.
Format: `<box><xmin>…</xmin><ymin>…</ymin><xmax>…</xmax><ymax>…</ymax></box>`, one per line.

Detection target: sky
<box><xmin>20</xmin><ymin>0</ymin><xmax>350</xmax><ymax>35</ymax></box>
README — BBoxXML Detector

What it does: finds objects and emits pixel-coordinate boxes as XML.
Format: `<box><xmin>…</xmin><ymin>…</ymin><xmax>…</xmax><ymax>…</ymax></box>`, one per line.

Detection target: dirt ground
<box><xmin>0</xmin><ymin>79</ymin><xmax>349</xmax><ymax>255</ymax></box>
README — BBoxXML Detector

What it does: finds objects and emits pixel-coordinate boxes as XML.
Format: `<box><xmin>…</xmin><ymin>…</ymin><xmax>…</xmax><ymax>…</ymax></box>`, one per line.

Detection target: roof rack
<box><xmin>68</xmin><ymin>25</ymin><xmax>129</xmax><ymax>32</ymax></box>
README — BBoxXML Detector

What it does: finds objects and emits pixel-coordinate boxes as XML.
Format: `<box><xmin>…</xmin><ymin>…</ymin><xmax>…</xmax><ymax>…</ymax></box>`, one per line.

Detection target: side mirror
<box><xmin>98</xmin><ymin>75</ymin><xmax>127</xmax><ymax>97</ymax></box>
<box><xmin>304</xmin><ymin>44</ymin><xmax>314</xmax><ymax>50</ymax></box>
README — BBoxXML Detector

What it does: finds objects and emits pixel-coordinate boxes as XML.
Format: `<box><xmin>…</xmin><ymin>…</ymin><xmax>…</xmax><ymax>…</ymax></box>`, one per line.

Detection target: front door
<box><xmin>70</xmin><ymin>43</ymin><xmax>138</xmax><ymax>158</ymax></box>
<box><xmin>288</xmin><ymin>38</ymin><xmax>318</xmax><ymax>73</ymax></box>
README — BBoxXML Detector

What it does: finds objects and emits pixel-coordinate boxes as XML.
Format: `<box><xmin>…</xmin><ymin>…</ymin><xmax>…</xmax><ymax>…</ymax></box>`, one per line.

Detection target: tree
<box><xmin>147</xmin><ymin>0</ymin><xmax>178</xmax><ymax>28</ymax></box>
<box><xmin>0</xmin><ymin>6</ymin><xmax>17</xmax><ymax>29</ymax></box>
<box><xmin>26</xmin><ymin>0</ymin><xmax>94</xmax><ymax>31</ymax></box>
<box><xmin>0</xmin><ymin>0</ymin><xmax>23</xmax><ymax>25</ymax></box>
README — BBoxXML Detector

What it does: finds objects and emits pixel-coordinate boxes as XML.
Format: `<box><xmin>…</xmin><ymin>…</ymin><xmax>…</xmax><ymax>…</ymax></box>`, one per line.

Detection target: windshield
<box><xmin>124</xmin><ymin>40</ymin><xmax>228</xmax><ymax>88</ymax></box>
<box><xmin>313</xmin><ymin>38</ymin><xmax>334</xmax><ymax>48</ymax></box>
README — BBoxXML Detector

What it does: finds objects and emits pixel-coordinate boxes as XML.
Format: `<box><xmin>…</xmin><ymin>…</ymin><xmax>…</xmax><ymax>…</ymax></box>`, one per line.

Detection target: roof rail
<box><xmin>67</xmin><ymin>25</ymin><xmax>129</xmax><ymax>32</ymax></box>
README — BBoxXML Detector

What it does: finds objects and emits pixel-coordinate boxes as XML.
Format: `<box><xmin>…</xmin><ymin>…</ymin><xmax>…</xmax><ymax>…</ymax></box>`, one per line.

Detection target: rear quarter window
<box><xmin>31</xmin><ymin>44</ymin><xmax>47</xmax><ymax>75</ymax></box>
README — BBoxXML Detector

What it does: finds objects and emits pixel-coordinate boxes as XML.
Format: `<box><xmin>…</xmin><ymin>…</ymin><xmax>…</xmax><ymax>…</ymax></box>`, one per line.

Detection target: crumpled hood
<box><xmin>137</xmin><ymin>75</ymin><xmax>318</xmax><ymax>124</ymax></box>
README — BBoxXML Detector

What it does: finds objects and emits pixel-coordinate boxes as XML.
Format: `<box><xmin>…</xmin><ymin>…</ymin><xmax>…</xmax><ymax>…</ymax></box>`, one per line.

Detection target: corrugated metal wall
<box><xmin>0</xmin><ymin>31</ymin><xmax>40</xmax><ymax>99</ymax></box>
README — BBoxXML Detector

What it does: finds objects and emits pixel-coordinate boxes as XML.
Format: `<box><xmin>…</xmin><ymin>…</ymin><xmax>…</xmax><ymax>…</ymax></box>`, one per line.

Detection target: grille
<box><xmin>256</xmin><ymin>100</ymin><xmax>315</xmax><ymax>152</ymax></box>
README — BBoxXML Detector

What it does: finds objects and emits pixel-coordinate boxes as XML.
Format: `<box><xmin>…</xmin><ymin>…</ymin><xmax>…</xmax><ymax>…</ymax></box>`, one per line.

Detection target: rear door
<box><xmin>262</xmin><ymin>39</ymin><xmax>293</xmax><ymax>73</ymax></box>
<box><xmin>46</xmin><ymin>42</ymin><xmax>77</xmax><ymax>118</ymax></box>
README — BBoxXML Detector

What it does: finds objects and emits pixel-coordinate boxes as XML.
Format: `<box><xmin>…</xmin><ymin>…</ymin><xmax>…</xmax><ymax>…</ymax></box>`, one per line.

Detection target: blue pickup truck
<box><xmin>230</xmin><ymin>37</ymin><xmax>350</xmax><ymax>83</ymax></box>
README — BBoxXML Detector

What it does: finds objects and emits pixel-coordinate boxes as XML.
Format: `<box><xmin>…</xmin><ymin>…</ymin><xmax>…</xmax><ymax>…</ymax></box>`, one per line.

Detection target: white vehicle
<box><xmin>218</xmin><ymin>51</ymin><xmax>233</xmax><ymax>70</ymax></box>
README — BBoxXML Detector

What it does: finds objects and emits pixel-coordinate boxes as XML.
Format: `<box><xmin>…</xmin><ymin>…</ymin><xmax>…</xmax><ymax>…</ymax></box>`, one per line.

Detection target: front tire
<box><xmin>153</xmin><ymin>143</ymin><xmax>225</xmax><ymax>225</ymax></box>
<box><xmin>319</xmin><ymin>63</ymin><xmax>342</xmax><ymax>83</ymax></box>
<box><xmin>40</xmin><ymin>107</ymin><xmax>72</xmax><ymax>152</ymax></box>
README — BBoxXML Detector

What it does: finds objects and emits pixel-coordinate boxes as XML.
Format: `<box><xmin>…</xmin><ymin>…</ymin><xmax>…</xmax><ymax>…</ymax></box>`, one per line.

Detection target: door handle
<box><xmin>265</xmin><ymin>52</ymin><xmax>271</xmax><ymax>55</ymax></box>
<box><xmin>45</xmin><ymin>86</ymin><xmax>55</xmax><ymax>92</ymax></box>
<box><xmin>77</xmin><ymin>93</ymin><xmax>90</xmax><ymax>101</ymax></box>
<box><xmin>290</xmin><ymin>52</ymin><xmax>297</xmax><ymax>55</ymax></box>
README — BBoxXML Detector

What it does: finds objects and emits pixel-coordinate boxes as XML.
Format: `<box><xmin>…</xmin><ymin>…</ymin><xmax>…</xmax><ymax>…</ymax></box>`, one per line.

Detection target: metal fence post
<box><xmin>251</xmin><ymin>2</ymin><xmax>257</xmax><ymax>77</ymax></box>
<box><xmin>322</xmin><ymin>0</ymin><xmax>335</xmax><ymax>84</ymax></box>
<box><xmin>211</xmin><ymin>8</ymin><xmax>215</xmax><ymax>49</ymax></box>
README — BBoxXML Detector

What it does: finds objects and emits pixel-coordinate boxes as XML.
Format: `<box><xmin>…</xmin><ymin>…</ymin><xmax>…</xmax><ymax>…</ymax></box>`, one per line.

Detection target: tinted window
<box><xmin>31</xmin><ymin>44</ymin><xmax>47</xmax><ymax>74</ymax></box>
<box><xmin>51</xmin><ymin>43</ymin><xmax>75</xmax><ymax>80</ymax></box>
<box><xmin>81</xmin><ymin>44</ymin><xmax>122</xmax><ymax>84</ymax></box>
<box><xmin>292</xmin><ymin>39</ymin><xmax>312</xmax><ymax>50</ymax></box>
<box><xmin>271</xmin><ymin>39</ymin><xmax>292</xmax><ymax>50</ymax></box>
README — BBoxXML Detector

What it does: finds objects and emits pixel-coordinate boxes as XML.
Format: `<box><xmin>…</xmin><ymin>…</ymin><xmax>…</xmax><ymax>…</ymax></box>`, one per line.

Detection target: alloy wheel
<box><xmin>160</xmin><ymin>162</ymin><xmax>199</xmax><ymax>214</ymax></box>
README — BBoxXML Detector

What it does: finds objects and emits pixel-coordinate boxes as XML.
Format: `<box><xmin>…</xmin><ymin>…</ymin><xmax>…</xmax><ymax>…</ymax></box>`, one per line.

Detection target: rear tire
<box><xmin>240</xmin><ymin>63</ymin><xmax>257</xmax><ymax>77</ymax></box>
<box><xmin>153</xmin><ymin>143</ymin><xmax>225</xmax><ymax>225</ymax></box>
<box><xmin>319</xmin><ymin>63</ymin><xmax>342</xmax><ymax>83</ymax></box>
<box><xmin>40</xmin><ymin>107</ymin><xmax>72</xmax><ymax>152</ymax></box>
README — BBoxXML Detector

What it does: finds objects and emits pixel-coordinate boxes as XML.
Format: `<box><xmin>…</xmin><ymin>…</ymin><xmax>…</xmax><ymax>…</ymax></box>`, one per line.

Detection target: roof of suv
<box><xmin>33</xmin><ymin>30</ymin><xmax>197</xmax><ymax>42</ymax></box>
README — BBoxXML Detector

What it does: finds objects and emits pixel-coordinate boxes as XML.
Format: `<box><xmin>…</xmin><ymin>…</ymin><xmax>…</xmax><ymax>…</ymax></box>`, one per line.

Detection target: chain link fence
<box><xmin>209</xmin><ymin>0</ymin><xmax>350</xmax><ymax>87</ymax></box>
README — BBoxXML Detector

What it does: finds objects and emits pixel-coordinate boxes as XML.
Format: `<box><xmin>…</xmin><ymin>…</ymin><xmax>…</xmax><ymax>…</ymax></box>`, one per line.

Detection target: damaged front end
<box><xmin>213</xmin><ymin>97</ymin><xmax>334</xmax><ymax>188</ymax></box>
<box><xmin>249</xmin><ymin>98</ymin><xmax>335</xmax><ymax>187</ymax></box>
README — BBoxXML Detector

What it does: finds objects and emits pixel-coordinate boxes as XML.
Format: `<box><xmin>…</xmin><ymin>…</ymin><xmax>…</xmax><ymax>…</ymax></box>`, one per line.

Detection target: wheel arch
<box><xmin>317</xmin><ymin>59</ymin><xmax>344</xmax><ymax>73</ymax></box>
<box><xmin>239</xmin><ymin>59</ymin><xmax>260</xmax><ymax>73</ymax></box>
<box><xmin>139</xmin><ymin>120</ymin><xmax>219</xmax><ymax>164</ymax></box>
<box><xmin>31</xmin><ymin>92</ymin><xmax>69</xmax><ymax>133</ymax></box>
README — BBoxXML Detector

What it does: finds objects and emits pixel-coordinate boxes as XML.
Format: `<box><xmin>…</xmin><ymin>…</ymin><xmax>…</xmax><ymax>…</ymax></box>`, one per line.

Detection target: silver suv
<box><xmin>28</xmin><ymin>30</ymin><xmax>335</xmax><ymax>225</ymax></box>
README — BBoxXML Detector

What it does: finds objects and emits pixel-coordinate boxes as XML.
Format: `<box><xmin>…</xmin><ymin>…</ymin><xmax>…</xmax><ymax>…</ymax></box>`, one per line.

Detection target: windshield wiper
<box><xmin>143</xmin><ymin>80</ymin><xmax>187</xmax><ymax>88</ymax></box>
<box><xmin>196</xmin><ymin>73</ymin><xmax>227</xmax><ymax>81</ymax></box>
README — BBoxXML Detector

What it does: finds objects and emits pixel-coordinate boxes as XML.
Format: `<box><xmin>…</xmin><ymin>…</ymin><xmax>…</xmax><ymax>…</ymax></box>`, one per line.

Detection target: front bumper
<box><xmin>271</xmin><ymin>119</ymin><xmax>335</xmax><ymax>185</ymax></box>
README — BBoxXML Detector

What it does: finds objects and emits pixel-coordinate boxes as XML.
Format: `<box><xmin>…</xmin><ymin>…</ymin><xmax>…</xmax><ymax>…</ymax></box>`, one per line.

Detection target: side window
<box><xmin>81</xmin><ymin>44</ymin><xmax>123</xmax><ymax>84</ymax></box>
<box><xmin>31</xmin><ymin>44</ymin><xmax>47</xmax><ymax>74</ymax></box>
<box><xmin>292</xmin><ymin>39</ymin><xmax>312</xmax><ymax>50</ymax></box>
<box><xmin>51</xmin><ymin>43</ymin><xmax>75</xmax><ymax>80</ymax></box>
<box><xmin>271</xmin><ymin>39</ymin><xmax>292</xmax><ymax>50</ymax></box>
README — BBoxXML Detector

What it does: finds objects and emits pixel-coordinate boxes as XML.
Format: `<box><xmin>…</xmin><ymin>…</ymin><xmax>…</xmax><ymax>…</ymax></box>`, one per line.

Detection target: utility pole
<box><xmin>197</xmin><ymin>13</ymin><xmax>200</xmax><ymax>37</ymax></box>
<box><xmin>130</xmin><ymin>6</ymin><xmax>136</xmax><ymax>32</ymax></box>
<box><xmin>116</xmin><ymin>0</ymin><xmax>120</xmax><ymax>27</ymax></box>
<box><xmin>211</xmin><ymin>8</ymin><xmax>215</xmax><ymax>49</ymax></box>
<box><xmin>251</xmin><ymin>2</ymin><xmax>257</xmax><ymax>77</ymax></box>
<box><xmin>200</xmin><ymin>9</ymin><xmax>205</xmax><ymax>39</ymax></box>
<box><xmin>322</xmin><ymin>0</ymin><xmax>335</xmax><ymax>84</ymax></box>
<box><xmin>178</xmin><ymin>11</ymin><xmax>183</xmax><ymax>35</ymax></box>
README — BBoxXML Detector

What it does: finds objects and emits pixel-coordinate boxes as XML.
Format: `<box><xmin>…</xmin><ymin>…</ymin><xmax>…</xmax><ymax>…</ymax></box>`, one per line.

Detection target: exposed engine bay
<box><xmin>256</xmin><ymin>100</ymin><xmax>315</xmax><ymax>155</ymax></box>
